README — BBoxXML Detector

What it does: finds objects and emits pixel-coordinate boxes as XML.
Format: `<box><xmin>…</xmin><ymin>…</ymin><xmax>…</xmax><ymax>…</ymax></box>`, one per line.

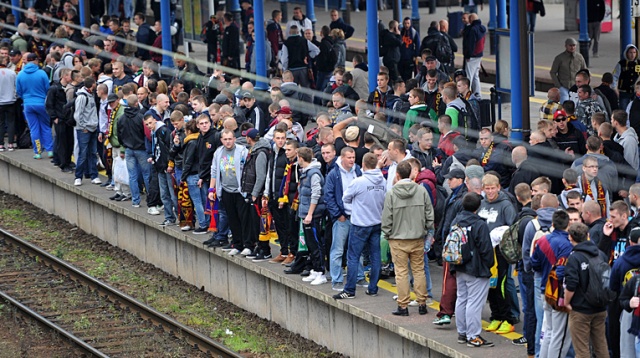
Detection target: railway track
<box><xmin>0</xmin><ymin>227</ymin><xmax>242</xmax><ymax>358</ymax></box>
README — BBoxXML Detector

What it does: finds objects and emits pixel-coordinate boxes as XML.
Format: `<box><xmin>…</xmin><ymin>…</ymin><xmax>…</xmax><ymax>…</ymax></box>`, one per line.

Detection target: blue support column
<box><xmin>280</xmin><ymin>0</ymin><xmax>289</xmax><ymax>23</ymax></box>
<box><xmin>578</xmin><ymin>0</ymin><xmax>590</xmax><ymax>67</ymax></box>
<box><xmin>160</xmin><ymin>0</ymin><xmax>173</xmax><ymax>68</ymax></box>
<box><xmin>367</xmin><ymin>0</ymin><xmax>379</xmax><ymax>92</ymax></box>
<box><xmin>78</xmin><ymin>0</ymin><xmax>86</xmax><ymax>27</ymax></box>
<box><xmin>254</xmin><ymin>0</ymin><xmax>267</xmax><ymax>90</ymax></box>
<box><xmin>306</xmin><ymin>0</ymin><xmax>317</xmax><ymax>33</ymax></box>
<box><xmin>621</xmin><ymin>0</ymin><xmax>632</xmax><ymax>53</ymax></box>
<box><xmin>230</xmin><ymin>0</ymin><xmax>241</xmax><ymax>34</ymax></box>
<box><xmin>509</xmin><ymin>0</ymin><xmax>522</xmax><ymax>140</ymax></box>
<box><xmin>11</xmin><ymin>0</ymin><xmax>19</xmax><ymax>25</ymax></box>
<box><xmin>488</xmin><ymin>0</ymin><xmax>496</xmax><ymax>54</ymax></box>
<box><xmin>497</xmin><ymin>0</ymin><xmax>506</xmax><ymax>28</ymax></box>
<box><xmin>395</xmin><ymin>0</ymin><xmax>403</xmax><ymax>22</ymax></box>
<box><xmin>411</xmin><ymin>0</ymin><xmax>420</xmax><ymax>35</ymax></box>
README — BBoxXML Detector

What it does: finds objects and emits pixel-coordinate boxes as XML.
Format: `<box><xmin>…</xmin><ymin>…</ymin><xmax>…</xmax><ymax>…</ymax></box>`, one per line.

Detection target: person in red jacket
<box><xmin>437</xmin><ymin>114</ymin><xmax>460</xmax><ymax>157</ymax></box>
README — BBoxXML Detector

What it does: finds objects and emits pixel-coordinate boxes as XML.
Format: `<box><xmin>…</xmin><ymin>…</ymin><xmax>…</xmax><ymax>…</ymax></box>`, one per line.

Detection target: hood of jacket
<box><xmin>410</xmin><ymin>103</ymin><xmax>428</xmax><ymax>111</ymax></box>
<box><xmin>355</xmin><ymin>62</ymin><xmax>368</xmax><ymax>72</ymax></box>
<box><xmin>619</xmin><ymin>126</ymin><xmax>639</xmax><ymax>142</ymax></box>
<box><xmin>453</xmin><ymin>210</ymin><xmax>485</xmax><ymax>227</ymax></box>
<box><xmin>183</xmin><ymin>133</ymin><xmax>199</xmax><ymax>144</ymax></box>
<box><xmin>251</xmin><ymin>137</ymin><xmax>271</xmax><ymax>152</ymax></box>
<box><xmin>22</xmin><ymin>62</ymin><xmax>40</xmax><ymax>74</ymax></box>
<box><xmin>623</xmin><ymin>44</ymin><xmax>639</xmax><ymax>61</ymax></box>
<box><xmin>124</xmin><ymin>105</ymin><xmax>140</xmax><ymax>117</ymax></box>
<box><xmin>519</xmin><ymin>206</ymin><xmax>537</xmax><ymax>219</ymax></box>
<box><xmin>619</xmin><ymin>244</ymin><xmax>640</xmax><ymax>267</ymax></box>
<box><xmin>471</xmin><ymin>19</ymin><xmax>486</xmax><ymax>34</ymax></box>
<box><xmin>392</xmin><ymin>179</ymin><xmax>420</xmax><ymax>199</ymax></box>
<box><xmin>362</xmin><ymin>168</ymin><xmax>385</xmax><ymax>185</ymax></box>
<box><xmin>302</xmin><ymin>158</ymin><xmax>322</xmax><ymax>173</ymax></box>
<box><xmin>572</xmin><ymin>240</ymin><xmax>602</xmax><ymax>258</ymax></box>
<box><xmin>415</xmin><ymin>168</ymin><xmax>436</xmax><ymax>186</ymax></box>
<box><xmin>536</xmin><ymin>207</ymin><xmax>556</xmax><ymax>226</ymax></box>
<box><xmin>448</xmin><ymin>97</ymin><xmax>466</xmax><ymax>110</ymax></box>
<box><xmin>337</xmin><ymin>159</ymin><xmax>359</xmax><ymax>175</ymax></box>
<box><xmin>280</xmin><ymin>82</ymin><xmax>299</xmax><ymax>96</ymax></box>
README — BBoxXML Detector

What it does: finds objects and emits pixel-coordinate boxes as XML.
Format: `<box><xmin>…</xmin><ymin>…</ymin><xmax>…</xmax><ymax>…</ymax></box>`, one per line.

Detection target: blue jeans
<box><xmin>75</xmin><ymin>130</ymin><xmax>98</xmax><ymax>180</ymax></box>
<box><xmin>330</xmin><ymin>218</ymin><xmax>364</xmax><ymax>284</ymax></box>
<box><xmin>559</xmin><ymin>87</ymin><xmax>570</xmax><ymax>104</ymax></box>
<box><xmin>215</xmin><ymin>207</ymin><xmax>230</xmax><ymax>241</ymax></box>
<box><xmin>344</xmin><ymin>224</ymin><xmax>381</xmax><ymax>295</ymax></box>
<box><xmin>506</xmin><ymin>266</ymin><xmax>521</xmax><ymax>321</ymax></box>
<box><xmin>109</xmin><ymin>0</ymin><xmax>134</xmax><ymax>18</ymax></box>
<box><xmin>24</xmin><ymin>104</ymin><xmax>53</xmax><ymax>154</ymax></box>
<box><xmin>423</xmin><ymin>254</ymin><xmax>432</xmax><ymax>296</ymax></box>
<box><xmin>520</xmin><ymin>270</ymin><xmax>536</xmax><ymax>356</ymax></box>
<box><xmin>125</xmin><ymin>148</ymin><xmax>151</xmax><ymax>205</ymax></box>
<box><xmin>464</xmin><ymin>5</ymin><xmax>478</xmax><ymax>13</ymax></box>
<box><xmin>186</xmin><ymin>174</ymin><xmax>206</xmax><ymax>229</ymax></box>
<box><xmin>527</xmin><ymin>11</ymin><xmax>537</xmax><ymax>32</ymax></box>
<box><xmin>158</xmin><ymin>171</ymin><xmax>177</xmax><ymax>222</ymax></box>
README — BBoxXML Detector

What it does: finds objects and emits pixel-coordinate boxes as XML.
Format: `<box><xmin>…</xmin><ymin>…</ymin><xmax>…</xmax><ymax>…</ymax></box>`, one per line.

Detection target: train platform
<box><xmin>0</xmin><ymin>146</ymin><xmax>529</xmax><ymax>357</ymax></box>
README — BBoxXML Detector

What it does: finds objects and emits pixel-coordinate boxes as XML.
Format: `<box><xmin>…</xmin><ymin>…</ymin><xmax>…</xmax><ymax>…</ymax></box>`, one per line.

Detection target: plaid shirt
<box><xmin>539</xmin><ymin>100</ymin><xmax>562</xmax><ymax>121</ymax></box>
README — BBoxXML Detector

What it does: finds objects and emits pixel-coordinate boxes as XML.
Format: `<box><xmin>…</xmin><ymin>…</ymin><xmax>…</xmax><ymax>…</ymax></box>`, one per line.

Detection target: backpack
<box><xmin>530</xmin><ymin>218</ymin><xmax>552</xmax><ymax>254</ymax></box>
<box><xmin>456</xmin><ymin>98</ymin><xmax>481</xmax><ymax>143</ymax></box>
<box><xmin>500</xmin><ymin>215</ymin><xmax>533</xmax><ymax>264</ymax></box>
<box><xmin>433</xmin><ymin>185</ymin><xmax>448</xmax><ymax>230</ymax></box>
<box><xmin>581</xmin><ymin>253</ymin><xmax>617</xmax><ymax>308</ymax></box>
<box><xmin>122</xmin><ymin>31</ymin><xmax>138</xmax><ymax>57</ymax></box>
<box><xmin>63</xmin><ymin>92</ymin><xmax>88</xmax><ymax>127</ymax></box>
<box><xmin>424</xmin><ymin>33</ymin><xmax>453</xmax><ymax>65</ymax></box>
<box><xmin>61</xmin><ymin>52</ymin><xmax>74</xmax><ymax>68</ymax></box>
<box><xmin>442</xmin><ymin>224</ymin><xmax>472</xmax><ymax>265</ymax></box>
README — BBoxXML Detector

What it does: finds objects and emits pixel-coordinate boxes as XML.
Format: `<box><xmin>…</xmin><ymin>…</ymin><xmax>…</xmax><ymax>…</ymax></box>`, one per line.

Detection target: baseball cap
<box><xmin>565</xmin><ymin>38</ymin><xmax>577</xmax><ymax>46</ymax></box>
<box><xmin>345</xmin><ymin>126</ymin><xmax>360</xmax><ymax>141</ymax></box>
<box><xmin>277</xmin><ymin>106</ymin><xmax>292</xmax><ymax>115</ymax></box>
<box><xmin>444</xmin><ymin>168</ymin><xmax>466</xmax><ymax>180</ymax></box>
<box><xmin>425</xmin><ymin>55</ymin><xmax>437</xmax><ymax>62</ymax></box>
<box><xmin>9</xmin><ymin>49</ymin><xmax>20</xmax><ymax>56</ymax></box>
<box><xmin>465</xmin><ymin>165</ymin><xmax>484</xmax><ymax>180</ymax></box>
<box><xmin>241</xmin><ymin>91</ymin><xmax>254</xmax><ymax>99</ymax></box>
<box><xmin>213</xmin><ymin>94</ymin><xmax>230</xmax><ymax>105</ymax></box>
<box><xmin>107</xmin><ymin>93</ymin><xmax>119</xmax><ymax>103</ymax></box>
<box><xmin>74</xmin><ymin>49</ymin><xmax>86</xmax><ymax>57</ymax></box>
<box><xmin>631</xmin><ymin>227</ymin><xmax>640</xmax><ymax>243</ymax></box>
<box><xmin>26</xmin><ymin>53</ymin><xmax>38</xmax><ymax>62</ymax></box>
<box><xmin>553</xmin><ymin>109</ymin><xmax>568</xmax><ymax>121</ymax></box>
<box><xmin>242</xmin><ymin>128</ymin><xmax>259</xmax><ymax>140</ymax></box>
<box><xmin>94</xmin><ymin>39</ymin><xmax>104</xmax><ymax>49</ymax></box>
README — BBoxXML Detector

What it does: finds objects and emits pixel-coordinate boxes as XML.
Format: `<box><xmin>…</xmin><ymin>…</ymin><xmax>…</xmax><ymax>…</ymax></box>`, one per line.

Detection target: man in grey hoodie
<box><xmin>333</xmin><ymin>153</ymin><xmax>387</xmax><ymax>299</ymax></box>
<box><xmin>612</xmin><ymin>109</ymin><xmax>640</xmax><ymax>177</ymax></box>
<box><xmin>74</xmin><ymin>77</ymin><xmax>101</xmax><ymax>186</ymax></box>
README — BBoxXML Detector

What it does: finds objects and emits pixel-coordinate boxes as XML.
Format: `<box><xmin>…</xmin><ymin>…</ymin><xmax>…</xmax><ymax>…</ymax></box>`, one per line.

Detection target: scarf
<box><xmin>170</xmin><ymin>92</ymin><xmax>178</xmax><ymax>103</ymax></box>
<box><xmin>564</xmin><ymin>183</ymin><xmax>578</xmax><ymax>190</ymax></box>
<box><xmin>582</xmin><ymin>173</ymin><xmax>607</xmax><ymax>217</ymax></box>
<box><xmin>278</xmin><ymin>161</ymin><xmax>293</xmax><ymax>205</ymax></box>
<box><xmin>106</xmin><ymin>103</ymin><xmax>120</xmax><ymax>138</ymax></box>
<box><xmin>481</xmin><ymin>141</ymin><xmax>494</xmax><ymax>167</ymax></box>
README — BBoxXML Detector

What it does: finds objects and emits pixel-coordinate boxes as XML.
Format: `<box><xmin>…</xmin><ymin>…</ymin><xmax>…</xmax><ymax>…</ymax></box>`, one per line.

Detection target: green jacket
<box><xmin>403</xmin><ymin>103</ymin><xmax>435</xmax><ymax>139</ymax></box>
<box><xmin>108</xmin><ymin>104</ymin><xmax>125</xmax><ymax>148</ymax></box>
<box><xmin>381</xmin><ymin>179</ymin><xmax>434</xmax><ymax>240</ymax></box>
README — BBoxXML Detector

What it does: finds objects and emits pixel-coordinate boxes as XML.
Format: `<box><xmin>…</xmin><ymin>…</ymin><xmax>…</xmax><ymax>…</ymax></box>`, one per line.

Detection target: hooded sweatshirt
<box><xmin>325</xmin><ymin>159</ymin><xmax>362</xmax><ymax>219</ymax></box>
<box><xmin>16</xmin><ymin>62</ymin><xmax>50</xmax><ymax>105</ymax></box>
<box><xmin>564</xmin><ymin>240</ymin><xmax>609</xmax><ymax>314</ymax></box>
<box><xmin>382</xmin><ymin>179</ymin><xmax>433</xmax><ymax>240</ymax></box>
<box><xmin>613</xmin><ymin>44</ymin><xmax>640</xmax><ymax>92</ymax></box>
<box><xmin>445</xmin><ymin>97</ymin><xmax>466</xmax><ymax>129</ymax></box>
<box><xmin>451</xmin><ymin>210</ymin><xmax>495</xmax><ymax>278</ymax></box>
<box><xmin>610</xmin><ymin>244</ymin><xmax>640</xmax><ymax>293</ymax></box>
<box><xmin>477</xmin><ymin>191</ymin><xmax>517</xmax><ymax>231</ymax></box>
<box><xmin>74</xmin><ymin>87</ymin><xmax>99</xmax><ymax>132</ymax></box>
<box><xmin>531</xmin><ymin>229</ymin><xmax>573</xmax><ymax>291</ymax></box>
<box><xmin>343</xmin><ymin>169</ymin><xmax>387</xmax><ymax>227</ymax></box>
<box><xmin>298</xmin><ymin>159</ymin><xmax>325</xmax><ymax>219</ymax></box>
<box><xmin>522</xmin><ymin>207</ymin><xmax>556</xmax><ymax>272</ymax></box>
<box><xmin>403</xmin><ymin>103</ymin><xmax>435</xmax><ymax>138</ymax></box>
<box><xmin>614</xmin><ymin>127</ymin><xmax>640</xmax><ymax>170</ymax></box>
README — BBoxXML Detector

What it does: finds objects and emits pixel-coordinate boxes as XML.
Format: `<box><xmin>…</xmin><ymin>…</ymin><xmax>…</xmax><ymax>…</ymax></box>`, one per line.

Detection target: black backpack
<box><xmin>63</xmin><ymin>92</ymin><xmax>88</xmax><ymax>127</ymax></box>
<box><xmin>455</xmin><ymin>99</ymin><xmax>480</xmax><ymax>143</ymax></box>
<box><xmin>433</xmin><ymin>185</ymin><xmax>448</xmax><ymax>230</ymax></box>
<box><xmin>581</xmin><ymin>253</ymin><xmax>617</xmax><ymax>308</ymax></box>
<box><xmin>425</xmin><ymin>33</ymin><xmax>453</xmax><ymax>64</ymax></box>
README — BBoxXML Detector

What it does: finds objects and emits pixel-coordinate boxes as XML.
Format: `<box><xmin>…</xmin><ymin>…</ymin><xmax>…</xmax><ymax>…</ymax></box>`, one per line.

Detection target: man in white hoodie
<box><xmin>333</xmin><ymin>153</ymin><xmax>386</xmax><ymax>299</ymax></box>
<box><xmin>383</xmin><ymin>139</ymin><xmax>413</xmax><ymax>191</ymax></box>
<box><xmin>612</xmin><ymin>110</ymin><xmax>640</xmax><ymax>177</ymax></box>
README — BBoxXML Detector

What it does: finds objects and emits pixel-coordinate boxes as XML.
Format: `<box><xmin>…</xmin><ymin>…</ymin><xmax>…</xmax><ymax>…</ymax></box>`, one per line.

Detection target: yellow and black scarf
<box><xmin>583</xmin><ymin>173</ymin><xmax>607</xmax><ymax>217</ymax></box>
<box><xmin>481</xmin><ymin>141</ymin><xmax>494</xmax><ymax>167</ymax></box>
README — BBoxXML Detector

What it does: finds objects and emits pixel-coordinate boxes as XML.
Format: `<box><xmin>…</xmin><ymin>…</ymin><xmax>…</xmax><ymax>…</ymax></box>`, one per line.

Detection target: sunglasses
<box><xmin>554</xmin><ymin>117</ymin><xmax>567</xmax><ymax>122</ymax></box>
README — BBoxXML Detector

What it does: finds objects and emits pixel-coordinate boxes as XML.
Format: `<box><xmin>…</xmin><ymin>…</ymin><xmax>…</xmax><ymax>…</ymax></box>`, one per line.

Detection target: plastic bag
<box><xmin>113</xmin><ymin>156</ymin><xmax>129</xmax><ymax>185</ymax></box>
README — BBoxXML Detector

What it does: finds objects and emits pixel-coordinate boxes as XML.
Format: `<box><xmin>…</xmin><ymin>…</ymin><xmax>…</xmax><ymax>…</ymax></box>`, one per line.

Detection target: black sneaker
<box><xmin>110</xmin><ymin>193</ymin><xmax>123</xmax><ymax>201</ymax></box>
<box><xmin>221</xmin><ymin>243</ymin><xmax>235</xmax><ymax>251</ymax></box>
<box><xmin>512</xmin><ymin>337</ymin><xmax>527</xmax><ymax>346</ymax></box>
<box><xmin>61</xmin><ymin>166</ymin><xmax>74</xmax><ymax>173</ymax></box>
<box><xmin>193</xmin><ymin>227</ymin><xmax>208</xmax><ymax>235</ymax></box>
<box><xmin>457</xmin><ymin>334</ymin><xmax>467</xmax><ymax>344</ymax></box>
<box><xmin>333</xmin><ymin>291</ymin><xmax>355</xmax><ymax>300</ymax></box>
<box><xmin>246</xmin><ymin>249</ymin><xmax>259</xmax><ymax>259</ymax></box>
<box><xmin>418</xmin><ymin>304</ymin><xmax>428</xmax><ymax>315</ymax></box>
<box><xmin>208</xmin><ymin>240</ymin><xmax>228</xmax><ymax>248</ymax></box>
<box><xmin>252</xmin><ymin>252</ymin><xmax>272</xmax><ymax>262</ymax></box>
<box><xmin>202</xmin><ymin>238</ymin><xmax>216</xmax><ymax>246</ymax></box>
<box><xmin>467</xmin><ymin>335</ymin><xmax>494</xmax><ymax>348</ymax></box>
<box><xmin>118</xmin><ymin>195</ymin><xmax>131</xmax><ymax>202</ymax></box>
<box><xmin>391</xmin><ymin>306</ymin><xmax>409</xmax><ymax>316</ymax></box>
<box><xmin>365</xmin><ymin>290</ymin><xmax>378</xmax><ymax>297</ymax></box>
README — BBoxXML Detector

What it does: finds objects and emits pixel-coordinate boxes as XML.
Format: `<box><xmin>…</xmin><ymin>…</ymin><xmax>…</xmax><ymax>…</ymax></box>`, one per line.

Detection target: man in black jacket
<box><xmin>221</xmin><ymin>12</ymin><xmax>240</xmax><ymax>70</ymax></box>
<box><xmin>509</xmin><ymin>146</ymin><xmax>540</xmax><ymax>197</ymax></box>
<box><xmin>381</xmin><ymin>20</ymin><xmax>402</xmax><ymax>82</ymax></box>
<box><xmin>117</xmin><ymin>95</ymin><xmax>151</xmax><ymax>208</ymax></box>
<box><xmin>281</xmin><ymin>25</ymin><xmax>319</xmax><ymax>89</ymax></box>
<box><xmin>46</xmin><ymin>68</ymin><xmax>74</xmax><ymax>173</ymax></box>
<box><xmin>315</xmin><ymin>26</ymin><xmax>337</xmax><ymax>101</ymax></box>
<box><xmin>581</xmin><ymin>200</ymin><xmax>606</xmax><ymax>246</ymax></box>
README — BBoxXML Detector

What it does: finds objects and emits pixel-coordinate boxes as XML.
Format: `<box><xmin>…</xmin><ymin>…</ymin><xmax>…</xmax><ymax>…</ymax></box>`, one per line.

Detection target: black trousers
<box><xmin>399</xmin><ymin>59</ymin><xmax>415</xmax><ymax>81</ymax></box>
<box><xmin>488</xmin><ymin>250</ymin><xmax>516</xmax><ymax>323</ymax></box>
<box><xmin>0</xmin><ymin>103</ymin><xmax>16</xmax><ymax>146</ymax></box>
<box><xmin>303</xmin><ymin>218</ymin><xmax>325</xmax><ymax>273</ymax></box>
<box><xmin>147</xmin><ymin>165</ymin><xmax>162</xmax><ymax>207</ymax></box>
<box><xmin>268</xmin><ymin>199</ymin><xmax>297</xmax><ymax>255</ymax></box>
<box><xmin>222</xmin><ymin>190</ymin><xmax>252</xmax><ymax>251</ymax></box>
<box><xmin>54</xmin><ymin>121</ymin><xmax>74</xmax><ymax>169</ymax></box>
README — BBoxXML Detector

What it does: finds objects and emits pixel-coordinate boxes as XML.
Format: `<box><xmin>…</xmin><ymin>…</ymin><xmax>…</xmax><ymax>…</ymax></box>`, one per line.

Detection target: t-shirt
<box><xmin>334</xmin><ymin>137</ymin><xmax>369</xmax><ymax>167</ymax></box>
<box><xmin>220</xmin><ymin>146</ymin><xmax>239</xmax><ymax>193</ymax></box>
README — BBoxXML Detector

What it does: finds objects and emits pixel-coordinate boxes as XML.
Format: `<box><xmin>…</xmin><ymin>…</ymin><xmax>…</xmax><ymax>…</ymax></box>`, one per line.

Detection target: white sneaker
<box><xmin>180</xmin><ymin>225</ymin><xmax>192</xmax><ymax>231</ymax></box>
<box><xmin>147</xmin><ymin>206</ymin><xmax>160</xmax><ymax>215</ymax></box>
<box><xmin>310</xmin><ymin>274</ymin><xmax>327</xmax><ymax>285</ymax></box>
<box><xmin>239</xmin><ymin>248</ymin><xmax>252</xmax><ymax>256</ymax></box>
<box><xmin>227</xmin><ymin>248</ymin><xmax>240</xmax><ymax>256</ymax></box>
<box><xmin>74</xmin><ymin>178</ymin><xmax>82</xmax><ymax>186</ymax></box>
<box><xmin>302</xmin><ymin>270</ymin><xmax>318</xmax><ymax>282</ymax></box>
<box><xmin>91</xmin><ymin>178</ymin><xmax>102</xmax><ymax>185</ymax></box>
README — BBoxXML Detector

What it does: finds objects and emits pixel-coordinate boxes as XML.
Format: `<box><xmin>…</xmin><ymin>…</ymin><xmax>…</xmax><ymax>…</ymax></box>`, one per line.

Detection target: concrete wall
<box><xmin>0</xmin><ymin>155</ymin><xmax>468</xmax><ymax>358</ymax></box>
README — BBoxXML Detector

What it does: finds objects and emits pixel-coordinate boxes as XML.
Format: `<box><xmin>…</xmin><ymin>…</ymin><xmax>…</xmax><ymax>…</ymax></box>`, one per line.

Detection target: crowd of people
<box><xmin>2</xmin><ymin>0</ymin><xmax>640</xmax><ymax>357</ymax></box>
